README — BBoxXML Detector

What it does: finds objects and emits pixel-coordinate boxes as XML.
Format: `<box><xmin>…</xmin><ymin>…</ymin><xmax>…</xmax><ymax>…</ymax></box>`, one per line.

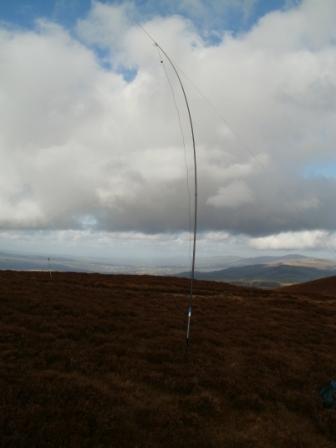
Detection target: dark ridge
<box><xmin>179</xmin><ymin>264</ymin><xmax>336</xmax><ymax>287</ymax></box>
<box><xmin>278</xmin><ymin>275</ymin><xmax>336</xmax><ymax>297</ymax></box>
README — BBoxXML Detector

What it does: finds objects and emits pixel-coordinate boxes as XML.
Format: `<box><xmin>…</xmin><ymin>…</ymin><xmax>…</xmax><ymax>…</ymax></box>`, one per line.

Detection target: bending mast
<box><xmin>153</xmin><ymin>42</ymin><xmax>198</xmax><ymax>345</ymax></box>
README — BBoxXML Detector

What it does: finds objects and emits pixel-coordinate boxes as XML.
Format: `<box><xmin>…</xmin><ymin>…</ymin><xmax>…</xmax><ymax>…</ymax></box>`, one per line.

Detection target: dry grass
<box><xmin>1</xmin><ymin>271</ymin><xmax>336</xmax><ymax>447</ymax></box>
<box><xmin>279</xmin><ymin>275</ymin><xmax>336</xmax><ymax>299</ymax></box>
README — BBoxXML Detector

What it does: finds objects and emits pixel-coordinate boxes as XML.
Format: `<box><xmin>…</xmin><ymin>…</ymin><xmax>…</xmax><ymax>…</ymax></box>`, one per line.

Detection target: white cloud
<box><xmin>247</xmin><ymin>0</ymin><xmax>336</xmax><ymax>52</ymax></box>
<box><xmin>1</xmin><ymin>0</ymin><xmax>336</xmax><ymax>243</ymax></box>
<box><xmin>249</xmin><ymin>230</ymin><xmax>333</xmax><ymax>250</ymax></box>
<box><xmin>76</xmin><ymin>2</ymin><xmax>134</xmax><ymax>53</ymax></box>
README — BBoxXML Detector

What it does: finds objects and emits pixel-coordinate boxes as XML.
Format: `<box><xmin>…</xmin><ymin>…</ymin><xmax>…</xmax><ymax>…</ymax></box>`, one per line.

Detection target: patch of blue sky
<box><xmin>0</xmin><ymin>0</ymin><xmax>302</xmax><ymax>73</ymax></box>
<box><xmin>0</xmin><ymin>0</ymin><xmax>91</xmax><ymax>30</ymax></box>
<box><xmin>250</xmin><ymin>0</ymin><xmax>301</xmax><ymax>24</ymax></box>
<box><xmin>119</xmin><ymin>67</ymin><xmax>138</xmax><ymax>82</ymax></box>
<box><xmin>93</xmin><ymin>47</ymin><xmax>113</xmax><ymax>70</ymax></box>
<box><xmin>0</xmin><ymin>0</ymin><xmax>302</xmax><ymax>36</ymax></box>
<box><xmin>128</xmin><ymin>0</ymin><xmax>302</xmax><ymax>43</ymax></box>
<box><xmin>238</xmin><ymin>0</ymin><xmax>284</xmax><ymax>29</ymax></box>
<box><xmin>303</xmin><ymin>162</ymin><xmax>336</xmax><ymax>179</ymax></box>
<box><xmin>88</xmin><ymin>46</ymin><xmax>138</xmax><ymax>81</ymax></box>
<box><xmin>213</xmin><ymin>0</ymin><xmax>302</xmax><ymax>39</ymax></box>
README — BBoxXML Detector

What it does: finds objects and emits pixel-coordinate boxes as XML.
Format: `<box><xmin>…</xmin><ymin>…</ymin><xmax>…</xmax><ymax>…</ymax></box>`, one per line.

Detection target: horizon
<box><xmin>1</xmin><ymin>246</ymin><xmax>336</xmax><ymax>268</ymax></box>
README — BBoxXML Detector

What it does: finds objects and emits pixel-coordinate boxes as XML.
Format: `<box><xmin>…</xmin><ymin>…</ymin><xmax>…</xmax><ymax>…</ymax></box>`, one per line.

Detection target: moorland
<box><xmin>1</xmin><ymin>271</ymin><xmax>336</xmax><ymax>447</ymax></box>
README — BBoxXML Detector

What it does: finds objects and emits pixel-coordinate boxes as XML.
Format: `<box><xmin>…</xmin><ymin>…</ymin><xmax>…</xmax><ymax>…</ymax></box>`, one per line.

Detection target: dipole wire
<box><xmin>155</xmin><ymin>45</ymin><xmax>193</xmax><ymax>272</ymax></box>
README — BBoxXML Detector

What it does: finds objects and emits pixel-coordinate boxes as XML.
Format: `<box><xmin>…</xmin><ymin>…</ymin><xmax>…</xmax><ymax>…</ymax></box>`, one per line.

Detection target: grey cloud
<box><xmin>1</xmin><ymin>0</ymin><xmax>336</xmax><ymax>240</ymax></box>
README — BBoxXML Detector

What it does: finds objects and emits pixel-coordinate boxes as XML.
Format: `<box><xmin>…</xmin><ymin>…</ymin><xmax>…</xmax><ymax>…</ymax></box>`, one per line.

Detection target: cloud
<box><xmin>207</xmin><ymin>180</ymin><xmax>254</xmax><ymax>208</ymax></box>
<box><xmin>0</xmin><ymin>228</ymin><xmax>237</xmax><ymax>265</ymax></box>
<box><xmin>76</xmin><ymin>2</ymin><xmax>134</xmax><ymax>53</ymax></box>
<box><xmin>76</xmin><ymin>0</ymin><xmax>259</xmax><ymax>39</ymax></box>
<box><xmin>1</xmin><ymin>0</ymin><xmax>336</xmax><ymax>242</ymax></box>
<box><xmin>249</xmin><ymin>230</ymin><xmax>336</xmax><ymax>250</ymax></box>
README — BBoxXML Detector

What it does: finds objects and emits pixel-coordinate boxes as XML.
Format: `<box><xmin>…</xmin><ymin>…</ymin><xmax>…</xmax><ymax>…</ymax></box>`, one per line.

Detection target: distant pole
<box><xmin>48</xmin><ymin>257</ymin><xmax>53</xmax><ymax>280</ymax></box>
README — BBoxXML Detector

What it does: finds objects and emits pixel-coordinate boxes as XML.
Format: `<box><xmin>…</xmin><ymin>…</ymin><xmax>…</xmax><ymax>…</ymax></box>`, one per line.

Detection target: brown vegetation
<box><xmin>1</xmin><ymin>270</ymin><xmax>336</xmax><ymax>447</ymax></box>
<box><xmin>279</xmin><ymin>275</ymin><xmax>336</xmax><ymax>298</ymax></box>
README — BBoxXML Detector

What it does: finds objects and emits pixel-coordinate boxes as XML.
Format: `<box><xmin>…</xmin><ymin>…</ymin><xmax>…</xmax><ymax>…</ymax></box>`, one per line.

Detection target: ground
<box><xmin>1</xmin><ymin>271</ymin><xmax>336</xmax><ymax>447</ymax></box>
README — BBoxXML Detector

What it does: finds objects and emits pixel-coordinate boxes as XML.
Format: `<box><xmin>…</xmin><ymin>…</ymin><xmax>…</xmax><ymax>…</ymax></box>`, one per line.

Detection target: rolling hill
<box><xmin>179</xmin><ymin>255</ymin><xmax>336</xmax><ymax>287</ymax></box>
<box><xmin>182</xmin><ymin>264</ymin><xmax>336</xmax><ymax>287</ymax></box>
<box><xmin>279</xmin><ymin>275</ymin><xmax>336</xmax><ymax>297</ymax></box>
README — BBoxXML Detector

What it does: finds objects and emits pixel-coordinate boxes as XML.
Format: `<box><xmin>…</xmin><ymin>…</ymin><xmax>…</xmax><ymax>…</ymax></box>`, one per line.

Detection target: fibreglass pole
<box><xmin>138</xmin><ymin>25</ymin><xmax>198</xmax><ymax>346</ymax></box>
<box><xmin>153</xmin><ymin>42</ymin><xmax>198</xmax><ymax>345</ymax></box>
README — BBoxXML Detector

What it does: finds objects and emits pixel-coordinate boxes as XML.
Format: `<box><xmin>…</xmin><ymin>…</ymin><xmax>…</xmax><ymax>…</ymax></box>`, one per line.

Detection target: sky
<box><xmin>1</xmin><ymin>0</ymin><xmax>336</xmax><ymax>266</ymax></box>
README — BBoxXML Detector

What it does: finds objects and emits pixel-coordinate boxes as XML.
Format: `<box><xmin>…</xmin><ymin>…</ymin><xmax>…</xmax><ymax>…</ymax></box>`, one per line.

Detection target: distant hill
<box><xmin>216</xmin><ymin>254</ymin><xmax>336</xmax><ymax>270</ymax></box>
<box><xmin>279</xmin><ymin>275</ymin><xmax>336</xmax><ymax>297</ymax></box>
<box><xmin>179</xmin><ymin>263</ymin><xmax>336</xmax><ymax>288</ymax></box>
<box><xmin>0</xmin><ymin>251</ymin><xmax>139</xmax><ymax>275</ymax></box>
<box><xmin>2</xmin><ymin>250</ymin><xmax>336</xmax><ymax>286</ymax></box>
<box><xmin>0</xmin><ymin>252</ymin><xmax>91</xmax><ymax>272</ymax></box>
